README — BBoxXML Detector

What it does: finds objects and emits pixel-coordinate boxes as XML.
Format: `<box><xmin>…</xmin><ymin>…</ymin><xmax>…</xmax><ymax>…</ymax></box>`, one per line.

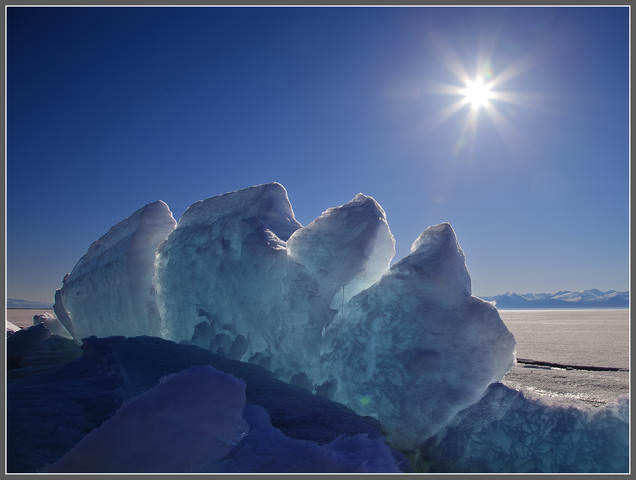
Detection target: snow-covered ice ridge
<box><xmin>54</xmin><ymin>182</ymin><xmax>516</xmax><ymax>449</ymax></box>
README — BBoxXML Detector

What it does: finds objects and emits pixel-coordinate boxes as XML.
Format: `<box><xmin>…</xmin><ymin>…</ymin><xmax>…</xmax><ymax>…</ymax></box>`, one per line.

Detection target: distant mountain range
<box><xmin>480</xmin><ymin>290</ymin><xmax>629</xmax><ymax>309</ymax></box>
<box><xmin>7</xmin><ymin>298</ymin><xmax>53</xmax><ymax>309</ymax></box>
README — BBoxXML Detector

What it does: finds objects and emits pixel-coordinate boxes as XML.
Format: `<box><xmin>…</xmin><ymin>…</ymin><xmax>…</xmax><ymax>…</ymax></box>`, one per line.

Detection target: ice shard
<box><xmin>54</xmin><ymin>201</ymin><xmax>176</xmax><ymax>340</ymax></box>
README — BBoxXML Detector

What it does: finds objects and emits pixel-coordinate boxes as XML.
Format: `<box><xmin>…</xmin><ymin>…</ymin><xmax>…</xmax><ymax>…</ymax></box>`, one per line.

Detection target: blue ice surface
<box><xmin>7</xmin><ymin>333</ymin><xmax>405</xmax><ymax>473</ymax></box>
<box><xmin>419</xmin><ymin>382</ymin><xmax>629</xmax><ymax>473</ymax></box>
<box><xmin>44</xmin><ymin>365</ymin><xmax>250</xmax><ymax>473</ymax></box>
<box><xmin>208</xmin><ymin>404</ymin><xmax>401</xmax><ymax>473</ymax></box>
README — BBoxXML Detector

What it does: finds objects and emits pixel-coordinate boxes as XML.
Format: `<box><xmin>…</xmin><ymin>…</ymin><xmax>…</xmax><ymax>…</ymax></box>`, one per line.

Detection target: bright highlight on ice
<box><xmin>462</xmin><ymin>77</ymin><xmax>493</xmax><ymax>109</ymax></box>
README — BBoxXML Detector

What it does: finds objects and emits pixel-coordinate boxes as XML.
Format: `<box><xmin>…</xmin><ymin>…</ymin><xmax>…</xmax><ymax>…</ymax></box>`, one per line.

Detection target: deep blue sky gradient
<box><xmin>8</xmin><ymin>6</ymin><xmax>629</xmax><ymax>302</ymax></box>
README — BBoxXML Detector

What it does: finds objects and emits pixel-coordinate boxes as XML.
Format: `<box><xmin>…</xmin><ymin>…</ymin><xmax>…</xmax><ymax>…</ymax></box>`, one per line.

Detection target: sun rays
<box><xmin>424</xmin><ymin>35</ymin><xmax>541</xmax><ymax>155</ymax></box>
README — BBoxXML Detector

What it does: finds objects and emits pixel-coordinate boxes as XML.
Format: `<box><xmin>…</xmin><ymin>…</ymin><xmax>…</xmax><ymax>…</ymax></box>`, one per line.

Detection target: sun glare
<box><xmin>462</xmin><ymin>77</ymin><xmax>493</xmax><ymax>109</ymax></box>
<box><xmin>423</xmin><ymin>37</ymin><xmax>537</xmax><ymax>155</ymax></box>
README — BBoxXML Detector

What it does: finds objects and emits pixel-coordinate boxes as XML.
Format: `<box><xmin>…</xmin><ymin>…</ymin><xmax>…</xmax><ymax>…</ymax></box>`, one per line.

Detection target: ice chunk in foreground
<box><xmin>420</xmin><ymin>383</ymin><xmax>629</xmax><ymax>473</ymax></box>
<box><xmin>33</xmin><ymin>312</ymin><xmax>72</xmax><ymax>339</ymax></box>
<box><xmin>7</xmin><ymin>323</ymin><xmax>51</xmax><ymax>368</ymax></box>
<box><xmin>6</xmin><ymin>320</ymin><xmax>21</xmax><ymax>334</ymax></box>
<box><xmin>7</xmin><ymin>323</ymin><xmax>81</xmax><ymax>373</ymax></box>
<box><xmin>44</xmin><ymin>365</ymin><xmax>248</xmax><ymax>473</ymax></box>
<box><xmin>319</xmin><ymin>223</ymin><xmax>516</xmax><ymax>449</ymax></box>
<box><xmin>8</xmin><ymin>335</ymin><xmax>400</xmax><ymax>473</ymax></box>
<box><xmin>211</xmin><ymin>404</ymin><xmax>401</xmax><ymax>473</ymax></box>
<box><xmin>54</xmin><ymin>201</ymin><xmax>176</xmax><ymax>340</ymax></box>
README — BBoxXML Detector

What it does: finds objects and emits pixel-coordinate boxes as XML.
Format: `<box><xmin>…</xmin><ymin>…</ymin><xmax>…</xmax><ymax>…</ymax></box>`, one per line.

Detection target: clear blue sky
<box><xmin>8</xmin><ymin>6</ymin><xmax>629</xmax><ymax>303</ymax></box>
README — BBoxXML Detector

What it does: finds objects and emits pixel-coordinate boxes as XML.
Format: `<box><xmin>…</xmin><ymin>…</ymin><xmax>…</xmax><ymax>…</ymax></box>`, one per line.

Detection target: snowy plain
<box><xmin>499</xmin><ymin>308</ymin><xmax>628</xmax><ymax>409</ymax></box>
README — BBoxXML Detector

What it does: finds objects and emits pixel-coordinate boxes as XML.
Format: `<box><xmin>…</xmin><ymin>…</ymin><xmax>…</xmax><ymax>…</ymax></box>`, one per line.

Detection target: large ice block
<box><xmin>54</xmin><ymin>201</ymin><xmax>176</xmax><ymax>340</ymax></box>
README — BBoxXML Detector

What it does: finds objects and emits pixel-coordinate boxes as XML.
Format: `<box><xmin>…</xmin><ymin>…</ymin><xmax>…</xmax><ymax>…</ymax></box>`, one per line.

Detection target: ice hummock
<box><xmin>420</xmin><ymin>383</ymin><xmax>629</xmax><ymax>473</ymax></box>
<box><xmin>154</xmin><ymin>183</ymin><xmax>320</xmax><ymax>379</ymax></box>
<box><xmin>49</xmin><ymin>182</ymin><xmax>629</xmax><ymax>471</ymax></box>
<box><xmin>319</xmin><ymin>223</ymin><xmax>515</xmax><ymax>449</ymax></box>
<box><xmin>8</xmin><ymin>335</ymin><xmax>627</xmax><ymax>473</ymax></box>
<box><xmin>54</xmin><ymin>201</ymin><xmax>176</xmax><ymax>339</ymax></box>
<box><xmin>54</xmin><ymin>183</ymin><xmax>516</xmax><ymax>452</ymax></box>
<box><xmin>6</xmin><ymin>320</ymin><xmax>21</xmax><ymax>334</ymax></box>
<box><xmin>33</xmin><ymin>312</ymin><xmax>72</xmax><ymax>339</ymax></box>
<box><xmin>154</xmin><ymin>184</ymin><xmax>399</xmax><ymax>384</ymax></box>
<box><xmin>154</xmin><ymin>183</ymin><xmax>300</xmax><ymax>345</ymax></box>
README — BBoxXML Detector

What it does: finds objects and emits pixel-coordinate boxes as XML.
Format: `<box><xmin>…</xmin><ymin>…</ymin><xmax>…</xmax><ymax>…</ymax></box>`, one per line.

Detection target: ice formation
<box><xmin>420</xmin><ymin>383</ymin><xmax>629</xmax><ymax>473</ymax></box>
<box><xmin>7</xmin><ymin>323</ymin><xmax>81</xmax><ymax>373</ymax></box>
<box><xmin>319</xmin><ymin>223</ymin><xmax>515</xmax><ymax>448</ymax></box>
<box><xmin>6</xmin><ymin>320</ymin><xmax>20</xmax><ymax>334</ymax></box>
<box><xmin>53</xmin><ymin>183</ymin><xmax>516</xmax><ymax>451</ymax></box>
<box><xmin>7</xmin><ymin>323</ymin><xmax>51</xmax><ymax>368</ymax></box>
<box><xmin>54</xmin><ymin>201</ymin><xmax>176</xmax><ymax>339</ymax></box>
<box><xmin>45</xmin><ymin>366</ymin><xmax>249</xmax><ymax>473</ymax></box>
<box><xmin>286</xmin><ymin>192</ymin><xmax>395</xmax><ymax>309</ymax></box>
<box><xmin>154</xmin><ymin>183</ymin><xmax>302</xmax><ymax>359</ymax></box>
<box><xmin>154</xmin><ymin>183</ymin><xmax>397</xmax><ymax>383</ymax></box>
<box><xmin>211</xmin><ymin>404</ymin><xmax>400</xmax><ymax>473</ymax></box>
<box><xmin>33</xmin><ymin>312</ymin><xmax>72</xmax><ymax>339</ymax></box>
<box><xmin>9</xmin><ymin>335</ymin><xmax>627</xmax><ymax>473</ymax></box>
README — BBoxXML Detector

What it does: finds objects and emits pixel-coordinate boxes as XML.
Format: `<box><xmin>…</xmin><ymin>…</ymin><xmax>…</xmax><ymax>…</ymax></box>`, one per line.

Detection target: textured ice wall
<box><xmin>154</xmin><ymin>183</ymin><xmax>309</xmax><ymax>377</ymax></box>
<box><xmin>45</xmin><ymin>366</ymin><xmax>249</xmax><ymax>473</ymax></box>
<box><xmin>420</xmin><ymin>383</ymin><xmax>629</xmax><ymax>473</ymax></box>
<box><xmin>319</xmin><ymin>223</ymin><xmax>515</xmax><ymax>449</ymax></box>
<box><xmin>54</xmin><ymin>201</ymin><xmax>176</xmax><ymax>339</ymax></box>
<box><xmin>155</xmin><ymin>183</ymin><xmax>300</xmax><ymax>347</ymax></box>
<box><xmin>155</xmin><ymin>183</ymin><xmax>394</xmax><ymax>381</ymax></box>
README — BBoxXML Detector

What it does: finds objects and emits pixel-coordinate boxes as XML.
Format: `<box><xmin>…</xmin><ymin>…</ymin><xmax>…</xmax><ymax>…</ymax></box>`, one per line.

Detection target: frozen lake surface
<box><xmin>7</xmin><ymin>309</ymin><xmax>54</xmax><ymax>328</ymax></box>
<box><xmin>500</xmin><ymin>308</ymin><xmax>629</xmax><ymax>408</ymax></box>
<box><xmin>499</xmin><ymin>308</ymin><xmax>628</xmax><ymax>368</ymax></box>
<box><xmin>7</xmin><ymin>309</ymin><xmax>54</xmax><ymax>329</ymax></box>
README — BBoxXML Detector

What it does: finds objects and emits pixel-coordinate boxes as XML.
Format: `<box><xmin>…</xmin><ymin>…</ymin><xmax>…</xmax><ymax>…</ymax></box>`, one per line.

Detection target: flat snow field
<box><xmin>7</xmin><ymin>309</ymin><xmax>54</xmax><ymax>329</ymax></box>
<box><xmin>500</xmin><ymin>308</ymin><xmax>629</xmax><ymax>408</ymax></box>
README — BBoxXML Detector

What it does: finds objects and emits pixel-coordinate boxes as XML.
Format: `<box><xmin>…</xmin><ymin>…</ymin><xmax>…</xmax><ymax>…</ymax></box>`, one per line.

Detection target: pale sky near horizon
<box><xmin>8</xmin><ymin>6</ymin><xmax>629</xmax><ymax>303</ymax></box>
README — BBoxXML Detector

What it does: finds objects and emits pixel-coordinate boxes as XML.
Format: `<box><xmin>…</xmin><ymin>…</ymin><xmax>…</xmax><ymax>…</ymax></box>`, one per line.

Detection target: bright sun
<box><xmin>462</xmin><ymin>77</ymin><xmax>493</xmax><ymax>109</ymax></box>
<box><xmin>426</xmin><ymin>39</ymin><xmax>535</xmax><ymax>154</ymax></box>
